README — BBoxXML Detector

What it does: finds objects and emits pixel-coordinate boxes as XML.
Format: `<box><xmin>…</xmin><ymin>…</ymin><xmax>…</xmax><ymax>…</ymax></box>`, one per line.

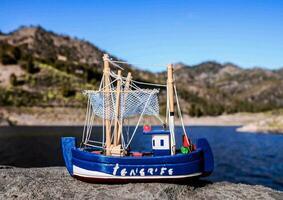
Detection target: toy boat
<box><xmin>61</xmin><ymin>54</ymin><xmax>214</xmax><ymax>183</ymax></box>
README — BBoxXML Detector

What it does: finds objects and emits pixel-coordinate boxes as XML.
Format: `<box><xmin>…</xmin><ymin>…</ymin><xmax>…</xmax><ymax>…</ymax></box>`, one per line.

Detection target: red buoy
<box><xmin>143</xmin><ymin>124</ymin><xmax>152</xmax><ymax>132</ymax></box>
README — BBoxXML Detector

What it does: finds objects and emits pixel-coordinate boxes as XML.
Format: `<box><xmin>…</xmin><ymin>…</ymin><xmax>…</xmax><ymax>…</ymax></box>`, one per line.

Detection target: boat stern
<box><xmin>197</xmin><ymin>138</ymin><xmax>214</xmax><ymax>176</ymax></box>
<box><xmin>61</xmin><ymin>137</ymin><xmax>76</xmax><ymax>176</ymax></box>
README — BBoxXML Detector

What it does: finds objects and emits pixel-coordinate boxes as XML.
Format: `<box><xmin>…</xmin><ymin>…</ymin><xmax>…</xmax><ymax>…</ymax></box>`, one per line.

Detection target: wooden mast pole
<box><xmin>103</xmin><ymin>54</ymin><xmax>111</xmax><ymax>156</ymax></box>
<box><xmin>113</xmin><ymin>70</ymin><xmax>122</xmax><ymax>146</ymax></box>
<box><xmin>117</xmin><ymin>72</ymin><xmax>132</xmax><ymax>145</ymax></box>
<box><xmin>167</xmin><ymin>64</ymin><xmax>176</xmax><ymax>155</ymax></box>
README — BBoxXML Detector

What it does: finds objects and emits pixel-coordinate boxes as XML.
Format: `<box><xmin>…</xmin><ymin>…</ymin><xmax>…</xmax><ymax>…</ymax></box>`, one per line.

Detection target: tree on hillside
<box><xmin>12</xmin><ymin>47</ymin><xmax>21</xmax><ymax>60</ymax></box>
<box><xmin>9</xmin><ymin>73</ymin><xmax>18</xmax><ymax>86</ymax></box>
<box><xmin>189</xmin><ymin>104</ymin><xmax>203</xmax><ymax>117</ymax></box>
<box><xmin>1</xmin><ymin>53</ymin><xmax>17</xmax><ymax>65</ymax></box>
<box><xmin>85</xmin><ymin>68</ymin><xmax>102</xmax><ymax>83</ymax></box>
<box><xmin>21</xmin><ymin>57</ymin><xmax>39</xmax><ymax>73</ymax></box>
<box><xmin>0</xmin><ymin>30</ymin><xmax>5</xmax><ymax>35</ymax></box>
<box><xmin>62</xmin><ymin>87</ymin><xmax>76</xmax><ymax>97</ymax></box>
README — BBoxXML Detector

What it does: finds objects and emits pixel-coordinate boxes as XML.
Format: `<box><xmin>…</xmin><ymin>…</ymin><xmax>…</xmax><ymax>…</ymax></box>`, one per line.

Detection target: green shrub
<box><xmin>189</xmin><ymin>104</ymin><xmax>203</xmax><ymax>117</ymax></box>
<box><xmin>21</xmin><ymin>57</ymin><xmax>40</xmax><ymax>73</ymax></box>
<box><xmin>0</xmin><ymin>87</ymin><xmax>43</xmax><ymax>106</ymax></box>
<box><xmin>12</xmin><ymin>47</ymin><xmax>21</xmax><ymax>60</ymax></box>
<box><xmin>1</xmin><ymin>53</ymin><xmax>17</xmax><ymax>65</ymax></box>
<box><xmin>9</xmin><ymin>73</ymin><xmax>18</xmax><ymax>86</ymax></box>
<box><xmin>85</xmin><ymin>68</ymin><xmax>102</xmax><ymax>82</ymax></box>
<box><xmin>62</xmin><ymin>87</ymin><xmax>76</xmax><ymax>97</ymax></box>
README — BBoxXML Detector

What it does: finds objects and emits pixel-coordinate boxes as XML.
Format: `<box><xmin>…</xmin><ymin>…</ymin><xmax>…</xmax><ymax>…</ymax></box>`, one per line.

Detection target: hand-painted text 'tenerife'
<box><xmin>112</xmin><ymin>164</ymin><xmax>173</xmax><ymax>176</ymax></box>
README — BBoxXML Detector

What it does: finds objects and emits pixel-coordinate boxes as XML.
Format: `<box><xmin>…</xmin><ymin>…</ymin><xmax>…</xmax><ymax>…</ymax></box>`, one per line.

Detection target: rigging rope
<box><xmin>131</xmin><ymin>80</ymin><xmax>166</xmax><ymax>88</ymax></box>
<box><xmin>109</xmin><ymin>59</ymin><xmax>168</xmax><ymax>68</ymax></box>
<box><xmin>107</xmin><ymin>59</ymin><xmax>125</xmax><ymax>70</ymax></box>
<box><xmin>174</xmin><ymin>82</ymin><xmax>191</xmax><ymax>144</ymax></box>
<box><xmin>82</xmin><ymin>56</ymin><xmax>172</xmax><ymax>151</ymax></box>
<box><xmin>108</xmin><ymin>60</ymin><xmax>167</xmax><ymax>88</ymax></box>
<box><xmin>125</xmin><ymin>91</ymin><xmax>155</xmax><ymax>149</ymax></box>
<box><xmin>81</xmin><ymin>96</ymin><xmax>91</xmax><ymax>147</ymax></box>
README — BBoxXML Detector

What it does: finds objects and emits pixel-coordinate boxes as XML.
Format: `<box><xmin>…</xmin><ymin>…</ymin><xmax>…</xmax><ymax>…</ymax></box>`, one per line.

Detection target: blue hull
<box><xmin>61</xmin><ymin>137</ymin><xmax>214</xmax><ymax>183</ymax></box>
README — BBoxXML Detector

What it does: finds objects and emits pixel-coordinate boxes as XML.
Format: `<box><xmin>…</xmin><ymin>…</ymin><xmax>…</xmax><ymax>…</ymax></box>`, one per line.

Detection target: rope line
<box><xmin>109</xmin><ymin>59</ymin><xmax>168</xmax><ymax>68</ymax></box>
<box><xmin>82</xmin><ymin>56</ymin><xmax>182</xmax><ymax>153</ymax></box>
<box><xmin>132</xmin><ymin>80</ymin><xmax>166</xmax><ymax>87</ymax></box>
<box><xmin>108</xmin><ymin>60</ymin><xmax>167</xmax><ymax>88</ymax></box>
<box><xmin>174</xmin><ymin>81</ymin><xmax>191</xmax><ymax>144</ymax></box>
<box><xmin>125</xmin><ymin>91</ymin><xmax>155</xmax><ymax>149</ymax></box>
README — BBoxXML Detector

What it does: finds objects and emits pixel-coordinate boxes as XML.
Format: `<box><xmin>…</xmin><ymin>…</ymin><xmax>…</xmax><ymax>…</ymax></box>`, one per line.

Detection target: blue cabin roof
<box><xmin>143</xmin><ymin>129</ymin><xmax>170</xmax><ymax>135</ymax></box>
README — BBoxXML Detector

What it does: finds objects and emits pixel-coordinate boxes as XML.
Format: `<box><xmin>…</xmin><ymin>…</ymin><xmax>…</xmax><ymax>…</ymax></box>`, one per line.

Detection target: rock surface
<box><xmin>0</xmin><ymin>167</ymin><xmax>282</xmax><ymax>200</ymax></box>
<box><xmin>237</xmin><ymin>116</ymin><xmax>283</xmax><ymax>134</ymax></box>
<box><xmin>0</xmin><ymin>115</ymin><xmax>9</xmax><ymax>126</ymax></box>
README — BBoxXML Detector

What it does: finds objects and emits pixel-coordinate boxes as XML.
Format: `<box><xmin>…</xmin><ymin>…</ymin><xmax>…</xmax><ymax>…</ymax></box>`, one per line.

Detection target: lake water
<box><xmin>0</xmin><ymin>126</ymin><xmax>283</xmax><ymax>191</ymax></box>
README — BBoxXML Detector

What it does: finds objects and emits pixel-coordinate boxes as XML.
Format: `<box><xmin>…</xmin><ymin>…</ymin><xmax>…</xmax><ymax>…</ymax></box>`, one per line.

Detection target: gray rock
<box><xmin>0</xmin><ymin>117</ymin><xmax>9</xmax><ymax>126</ymax></box>
<box><xmin>0</xmin><ymin>167</ymin><xmax>282</xmax><ymax>200</ymax></box>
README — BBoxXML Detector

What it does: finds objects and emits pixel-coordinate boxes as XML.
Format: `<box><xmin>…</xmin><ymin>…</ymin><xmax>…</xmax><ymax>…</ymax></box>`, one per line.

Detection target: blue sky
<box><xmin>0</xmin><ymin>0</ymin><xmax>282</xmax><ymax>71</ymax></box>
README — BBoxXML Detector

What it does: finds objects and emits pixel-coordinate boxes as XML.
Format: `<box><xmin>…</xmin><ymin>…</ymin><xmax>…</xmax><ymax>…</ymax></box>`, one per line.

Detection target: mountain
<box><xmin>171</xmin><ymin>62</ymin><xmax>283</xmax><ymax>115</ymax></box>
<box><xmin>0</xmin><ymin>25</ymin><xmax>283</xmax><ymax>116</ymax></box>
<box><xmin>0</xmin><ymin>26</ymin><xmax>106</xmax><ymax>66</ymax></box>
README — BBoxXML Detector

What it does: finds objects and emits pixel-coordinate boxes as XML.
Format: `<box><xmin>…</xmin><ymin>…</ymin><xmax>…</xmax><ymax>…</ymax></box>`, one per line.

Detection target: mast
<box><xmin>113</xmin><ymin>70</ymin><xmax>122</xmax><ymax>146</ymax></box>
<box><xmin>103</xmin><ymin>54</ymin><xmax>112</xmax><ymax>156</ymax></box>
<box><xmin>83</xmin><ymin>55</ymin><xmax>163</xmax><ymax>155</ymax></box>
<box><xmin>117</xmin><ymin>72</ymin><xmax>132</xmax><ymax>145</ymax></box>
<box><xmin>167</xmin><ymin>64</ymin><xmax>176</xmax><ymax>155</ymax></box>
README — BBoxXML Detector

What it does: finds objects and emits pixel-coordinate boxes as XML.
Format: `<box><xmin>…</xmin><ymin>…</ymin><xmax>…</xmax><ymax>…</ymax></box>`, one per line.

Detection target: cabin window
<box><xmin>160</xmin><ymin>139</ymin><xmax>164</xmax><ymax>146</ymax></box>
<box><xmin>153</xmin><ymin>139</ymin><xmax>155</xmax><ymax>146</ymax></box>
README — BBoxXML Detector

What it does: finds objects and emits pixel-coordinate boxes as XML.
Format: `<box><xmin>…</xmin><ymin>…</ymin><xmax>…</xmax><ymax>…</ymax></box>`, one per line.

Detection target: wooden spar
<box><xmin>113</xmin><ymin>70</ymin><xmax>122</xmax><ymax>146</ymax></box>
<box><xmin>103</xmin><ymin>54</ymin><xmax>112</xmax><ymax>156</ymax></box>
<box><xmin>117</xmin><ymin>72</ymin><xmax>132</xmax><ymax>145</ymax></box>
<box><xmin>167</xmin><ymin>64</ymin><xmax>176</xmax><ymax>155</ymax></box>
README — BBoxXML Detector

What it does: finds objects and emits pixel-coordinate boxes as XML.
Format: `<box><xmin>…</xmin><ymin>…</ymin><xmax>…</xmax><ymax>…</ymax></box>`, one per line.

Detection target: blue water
<box><xmin>187</xmin><ymin>126</ymin><xmax>283</xmax><ymax>191</ymax></box>
<box><xmin>0</xmin><ymin>126</ymin><xmax>282</xmax><ymax>191</ymax></box>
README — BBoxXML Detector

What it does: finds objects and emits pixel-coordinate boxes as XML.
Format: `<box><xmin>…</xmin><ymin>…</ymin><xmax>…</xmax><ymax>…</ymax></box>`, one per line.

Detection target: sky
<box><xmin>0</xmin><ymin>0</ymin><xmax>282</xmax><ymax>71</ymax></box>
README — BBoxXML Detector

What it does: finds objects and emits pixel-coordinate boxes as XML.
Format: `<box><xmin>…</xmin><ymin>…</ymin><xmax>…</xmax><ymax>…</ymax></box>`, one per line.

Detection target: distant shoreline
<box><xmin>1</xmin><ymin>107</ymin><xmax>283</xmax><ymax>134</ymax></box>
<box><xmin>0</xmin><ymin>106</ymin><xmax>257</xmax><ymax>126</ymax></box>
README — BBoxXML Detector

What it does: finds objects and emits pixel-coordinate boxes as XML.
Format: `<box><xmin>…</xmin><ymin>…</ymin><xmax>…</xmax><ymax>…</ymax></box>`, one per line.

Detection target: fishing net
<box><xmin>86</xmin><ymin>89</ymin><xmax>160</xmax><ymax>120</ymax></box>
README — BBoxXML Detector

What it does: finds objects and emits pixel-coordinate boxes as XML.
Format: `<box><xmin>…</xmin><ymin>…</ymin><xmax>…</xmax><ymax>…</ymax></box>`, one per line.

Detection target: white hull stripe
<box><xmin>73</xmin><ymin>165</ymin><xmax>202</xmax><ymax>179</ymax></box>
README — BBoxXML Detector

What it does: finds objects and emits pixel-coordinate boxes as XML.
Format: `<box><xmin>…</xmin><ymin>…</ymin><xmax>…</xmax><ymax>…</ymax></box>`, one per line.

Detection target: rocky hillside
<box><xmin>171</xmin><ymin>62</ymin><xmax>283</xmax><ymax>116</ymax></box>
<box><xmin>0</xmin><ymin>25</ymin><xmax>283</xmax><ymax>116</ymax></box>
<box><xmin>0</xmin><ymin>26</ymin><xmax>154</xmax><ymax>108</ymax></box>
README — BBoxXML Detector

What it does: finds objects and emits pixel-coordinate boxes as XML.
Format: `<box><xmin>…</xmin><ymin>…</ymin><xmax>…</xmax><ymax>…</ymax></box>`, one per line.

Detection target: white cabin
<box><xmin>144</xmin><ymin>130</ymin><xmax>171</xmax><ymax>156</ymax></box>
